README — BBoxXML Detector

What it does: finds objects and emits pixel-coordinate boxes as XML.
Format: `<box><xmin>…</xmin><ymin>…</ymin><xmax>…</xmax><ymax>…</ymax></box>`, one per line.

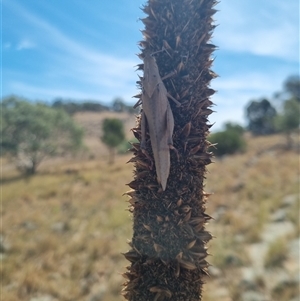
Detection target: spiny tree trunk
<box><xmin>123</xmin><ymin>0</ymin><xmax>217</xmax><ymax>300</ymax></box>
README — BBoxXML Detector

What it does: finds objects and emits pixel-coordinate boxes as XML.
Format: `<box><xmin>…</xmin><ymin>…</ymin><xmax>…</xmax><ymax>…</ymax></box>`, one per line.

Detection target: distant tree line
<box><xmin>245</xmin><ymin>75</ymin><xmax>299</xmax><ymax>149</ymax></box>
<box><xmin>210</xmin><ymin>75</ymin><xmax>300</xmax><ymax>157</ymax></box>
<box><xmin>0</xmin><ymin>96</ymin><xmax>135</xmax><ymax>174</ymax></box>
<box><xmin>1</xmin><ymin>75</ymin><xmax>298</xmax><ymax>170</ymax></box>
<box><xmin>246</xmin><ymin>75</ymin><xmax>299</xmax><ymax>137</ymax></box>
<box><xmin>52</xmin><ymin>97</ymin><xmax>139</xmax><ymax>115</ymax></box>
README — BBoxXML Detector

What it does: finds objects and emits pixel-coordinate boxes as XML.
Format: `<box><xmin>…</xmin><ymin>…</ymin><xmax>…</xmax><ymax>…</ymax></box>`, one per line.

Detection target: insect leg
<box><xmin>166</xmin><ymin>102</ymin><xmax>174</xmax><ymax>146</ymax></box>
<box><xmin>166</xmin><ymin>102</ymin><xmax>179</xmax><ymax>161</ymax></box>
<box><xmin>141</xmin><ymin>110</ymin><xmax>147</xmax><ymax>150</ymax></box>
<box><xmin>140</xmin><ymin>110</ymin><xmax>154</xmax><ymax>166</ymax></box>
<box><xmin>167</xmin><ymin>93</ymin><xmax>181</xmax><ymax>107</ymax></box>
<box><xmin>161</xmin><ymin>70</ymin><xmax>177</xmax><ymax>81</ymax></box>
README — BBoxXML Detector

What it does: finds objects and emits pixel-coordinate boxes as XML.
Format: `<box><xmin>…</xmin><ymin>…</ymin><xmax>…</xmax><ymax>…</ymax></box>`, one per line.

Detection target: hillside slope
<box><xmin>73</xmin><ymin>111</ymin><xmax>136</xmax><ymax>159</ymax></box>
<box><xmin>1</xmin><ymin>131</ymin><xmax>299</xmax><ymax>301</ymax></box>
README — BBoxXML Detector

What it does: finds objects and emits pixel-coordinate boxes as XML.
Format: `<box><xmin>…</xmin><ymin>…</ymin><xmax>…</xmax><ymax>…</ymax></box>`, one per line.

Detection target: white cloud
<box><xmin>16</xmin><ymin>39</ymin><xmax>36</xmax><ymax>50</ymax></box>
<box><xmin>209</xmin><ymin>70</ymin><xmax>292</xmax><ymax>129</ymax></box>
<box><xmin>209</xmin><ymin>105</ymin><xmax>246</xmax><ymax>131</ymax></box>
<box><xmin>2</xmin><ymin>0</ymin><xmax>298</xmax><ymax>129</ymax></box>
<box><xmin>3</xmin><ymin>0</ymin><xmax>140</xmax><ymax>102</ymax></box>
<box><xmin>8</xmin><ymin>79</ymin><xmax>139</xmax><ymax>103</ymax></box>
<box><xmin>3</xmin><ymin>42</ymin><xmax>11</xmax><ymax>49</ymax></box>
<box><xmin>214</xmin><ymin>0</ymin><xmax>299</xmax><ymax>61</ymax></box>
<box><xmin>214</xmin><ymin>73</ymin><xmax>283</xmax><ymax>100</ymax></box>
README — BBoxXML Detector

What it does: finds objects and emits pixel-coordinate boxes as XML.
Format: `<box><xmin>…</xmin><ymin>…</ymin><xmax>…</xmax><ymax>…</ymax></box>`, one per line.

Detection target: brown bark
<box><xmin>123</xmin><ymin>1</ymin><xmax>217</xmax><ymax>300</ymax></box>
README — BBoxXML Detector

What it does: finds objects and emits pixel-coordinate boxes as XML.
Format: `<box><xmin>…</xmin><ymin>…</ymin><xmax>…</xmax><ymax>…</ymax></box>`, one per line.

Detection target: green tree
<box><xmin>0</xmin><ymin>96</ymin><xmax>83</xmax><ymax>174</ymax></box>
<box><xmin>223</xmin><ymin>122</ymin><xmax>245</xmax><ymax>135</ymax></box>
<box><xmin>111</xmin><ymin>97</ymin><xmax>139</xmax><ymax>114</ymax></box>
<box><xmin>112</xmin><ymin>97</ymin><xmax>126</xmax><ymax>112</ymax></box>
<box><xmin>275</xmin><ymin>98</ymin><xmax>300</xmax><ymax>149</ymax></box>
<box><xmin>246</xmin><ymin>98</ymin><xmax>277</xmax><ymax>135</ymax></box>
<box><xmin>209</xmin><ymin>125</ymin><xmax>246</xmax><ymax>157</ymax></box>
<box><xmin>101</xmin><ymin>118</ymin><xmax>125</xmax><ymax>163</ymax></box>
<box><xmin>284</xmin><ymin>75</ymin><xmax>300</xmax><ymax>102</ymax></box>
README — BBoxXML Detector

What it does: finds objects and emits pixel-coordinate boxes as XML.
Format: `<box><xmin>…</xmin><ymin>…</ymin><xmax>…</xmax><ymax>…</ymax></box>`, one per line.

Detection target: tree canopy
<box><xmin>246</xmin><ymin>98</ymin><xmax>277</xmax><ymax>135</ymax></box>
<box><xmin>101</xmin><ymin>118</ymin><xmax>125</xmax><ymax>163</ymax></box>
<box><xmin>284</xmin><ymin>75</ymin><xmax>300</xmax><ymax>102</ymax></box>
<box><xmin>1</xmin><ymin>96</ymin><xmax>83</xmax><ymax>174</ymax></box>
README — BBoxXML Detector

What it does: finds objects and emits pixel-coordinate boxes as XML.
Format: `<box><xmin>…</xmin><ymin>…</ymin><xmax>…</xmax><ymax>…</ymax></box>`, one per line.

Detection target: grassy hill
<box><xmin>1</xmin><ymin>112</ymin><xmax>299</xmax><ymax>301</ymax></box>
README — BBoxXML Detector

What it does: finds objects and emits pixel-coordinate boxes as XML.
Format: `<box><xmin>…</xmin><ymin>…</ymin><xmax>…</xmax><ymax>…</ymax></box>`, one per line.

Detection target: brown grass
<box><xmin>2</xmin><ymin>154</ymin><xmax>133</xmax><ymax>301</ymax></box>
<box><xmin>73</xmin><ymin>111</ymin><xmax>136</xmax><ymax>159</ymax></box>
<box><xmin>2</xmin><ymin>121</ymin><xmax>299</xmax><ymax>300</ymax></box>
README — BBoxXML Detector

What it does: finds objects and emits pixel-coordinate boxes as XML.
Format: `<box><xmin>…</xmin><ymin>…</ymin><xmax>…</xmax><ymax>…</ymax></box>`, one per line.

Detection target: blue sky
<box><xmin>2</xmin><ymin>0</ymin><xmax>299</xmax><ymax>129</ymax></box>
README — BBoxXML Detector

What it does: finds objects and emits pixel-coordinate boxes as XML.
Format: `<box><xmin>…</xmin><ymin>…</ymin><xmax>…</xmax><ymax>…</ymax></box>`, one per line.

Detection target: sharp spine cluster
<box><xmin>123</xmin><ymin>0</ymin><xmax>217</xmax><ymax>300</ymax></box>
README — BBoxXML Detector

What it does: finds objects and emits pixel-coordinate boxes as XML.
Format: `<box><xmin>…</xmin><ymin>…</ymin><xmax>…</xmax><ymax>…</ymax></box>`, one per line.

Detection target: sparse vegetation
<box><xmin>1</xmin><ymin>74</ymin><xmax>298</xmax><ymax>301</ymax></box>
<box><xmin>1</xmin><ymin>155</ymin><xmax>132</xmax><ymax>301</ymax></box>
<box><xmin>271</xmin><ymin>279</ymin><xmax>299</xmax><ymax>301</ymax></box>
<box><xmin>264</xmin><ymin>237</ymin><xmax>289</xmax><ymax>269</ymax></box>
<box><xmin>209</xmin><ymin>235</ymin><xmax>250</xmax><ymax>269</ymax></box>
<box><xmin>2</xmin><ymin>116</ymin><xmax>298</xmax><ymax>301</ymax></box>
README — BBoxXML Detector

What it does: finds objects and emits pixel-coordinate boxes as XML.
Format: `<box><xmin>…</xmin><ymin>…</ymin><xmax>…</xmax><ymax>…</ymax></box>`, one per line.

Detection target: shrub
<box><xmin>209</xmin><ymin>124</ymin><xmax>246</xmax><ymax>157</ymax></box>
<box><xmin>101</xmin><ymin>118</ymin><xmax>125</xmax><ymax>163</ymax></box>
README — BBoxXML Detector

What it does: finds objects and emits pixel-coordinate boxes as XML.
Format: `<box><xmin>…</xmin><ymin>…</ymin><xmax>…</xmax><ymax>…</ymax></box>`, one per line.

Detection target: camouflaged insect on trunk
<box><xmin>123</xmin><ymin>0</ymin><xmax>217</xmax><ymax>300</ymax></box>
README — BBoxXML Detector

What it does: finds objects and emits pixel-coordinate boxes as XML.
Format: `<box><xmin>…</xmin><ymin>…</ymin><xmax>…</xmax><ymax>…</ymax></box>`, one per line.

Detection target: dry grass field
<box><xmin>1</xmin><ymin>112</ymin><xmax>299</xmax><ymax>301</ymax></box>
<box><xmin>73</xmin><ymin>111</ymin><xmax>137</xmax><ymax>159</ymax></box>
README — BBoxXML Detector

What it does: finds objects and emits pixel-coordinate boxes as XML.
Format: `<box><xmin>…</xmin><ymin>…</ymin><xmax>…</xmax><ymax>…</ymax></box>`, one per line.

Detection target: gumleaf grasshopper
<box><xmin>140</xmin><ymin>51</ymin><xmax>180</xmax><ymax>191</ymax></box>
